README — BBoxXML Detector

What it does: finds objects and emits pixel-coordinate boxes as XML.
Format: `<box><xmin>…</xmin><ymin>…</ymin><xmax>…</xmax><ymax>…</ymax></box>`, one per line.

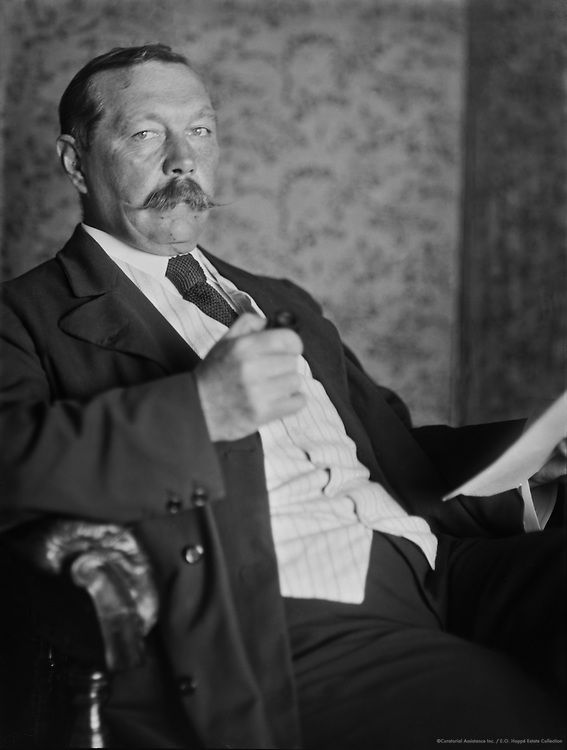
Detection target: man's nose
<box><xmin>163</xmin><ymin>135</ymin><xmax>196</xmax><ymax>176</ymax></box>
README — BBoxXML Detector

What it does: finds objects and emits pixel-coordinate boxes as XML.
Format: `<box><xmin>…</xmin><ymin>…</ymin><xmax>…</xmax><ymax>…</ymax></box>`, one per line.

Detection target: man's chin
<box><xmin>125</xmin><ymin>207</ymin><xmax>209</xmax><ymax>253</ymax></box>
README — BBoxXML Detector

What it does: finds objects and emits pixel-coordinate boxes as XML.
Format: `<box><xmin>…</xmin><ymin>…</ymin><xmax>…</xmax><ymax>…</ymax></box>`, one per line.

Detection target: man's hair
<box><xmin>59</xmin><ymin>44</ymin><xmax>193</xmax><ymax>149</ymax></box>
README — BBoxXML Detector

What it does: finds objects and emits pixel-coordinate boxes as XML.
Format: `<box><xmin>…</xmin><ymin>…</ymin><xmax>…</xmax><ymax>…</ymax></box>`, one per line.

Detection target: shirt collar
<box><xmin>81</xmin><ymin>223</ymin><xmax>207</xmax><ymax>282</ymax></box>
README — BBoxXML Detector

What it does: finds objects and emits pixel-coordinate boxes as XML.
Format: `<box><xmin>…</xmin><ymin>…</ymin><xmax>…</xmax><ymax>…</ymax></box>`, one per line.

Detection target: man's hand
<box><xmin>194</xmin><ymin>313</ymin><xmax>306</xmax><ymax>442</ymax></box>
<box><xmin>530</xmin><ymin>438</ymin><xmax>567</xmax><ymax>487</ymax></box>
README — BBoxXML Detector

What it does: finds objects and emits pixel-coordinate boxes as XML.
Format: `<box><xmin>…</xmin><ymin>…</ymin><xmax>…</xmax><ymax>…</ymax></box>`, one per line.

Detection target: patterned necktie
<box><xmin>166</xmin><ymin>253</ymin><xmax>237</xmax><ymax>327</ymax></box>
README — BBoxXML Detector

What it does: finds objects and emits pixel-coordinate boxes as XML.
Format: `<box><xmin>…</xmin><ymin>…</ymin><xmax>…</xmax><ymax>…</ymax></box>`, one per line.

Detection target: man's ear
<box><xmin>56</xmin><ymin>135</ymin><xmax>87</xmax><ymax>194</ymax></box>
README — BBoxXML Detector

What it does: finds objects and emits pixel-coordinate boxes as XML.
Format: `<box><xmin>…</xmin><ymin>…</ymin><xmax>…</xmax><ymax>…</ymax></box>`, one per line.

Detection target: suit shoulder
<box><xmin>1</xmin><ymin>253</ymin><xmax>72</xmax><ymax>322</ymax></box>
<box><xmin>2</xmin><ymin>249</ymin><xmax>68</xmax><ymax>286</ymax></box>
<box><xmin>277</xmin><ymin>277</ymin><xmax>322</xmax><ymax>313</ymax></box>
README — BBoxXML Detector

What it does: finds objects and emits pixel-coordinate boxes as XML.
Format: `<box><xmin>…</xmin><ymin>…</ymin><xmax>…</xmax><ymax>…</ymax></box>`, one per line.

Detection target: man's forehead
<box><xmin>91</xmin><ymin>61</ymin><xmax>211</xmax><ymax>107</ymax></box>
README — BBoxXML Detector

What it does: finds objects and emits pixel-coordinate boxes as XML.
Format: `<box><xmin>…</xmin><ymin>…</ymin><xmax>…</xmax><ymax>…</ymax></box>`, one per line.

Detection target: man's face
<box><xmin>76</xmin><ymin>61</ymin><xmax>219</xmax><ymax>255</ymax></box>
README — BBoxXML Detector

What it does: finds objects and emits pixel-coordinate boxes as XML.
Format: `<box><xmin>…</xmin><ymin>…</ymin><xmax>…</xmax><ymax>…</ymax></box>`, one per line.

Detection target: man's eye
<box><xmin>191</xmin><ymin>127</ymin><xmax>211</xmax><ymax>137</ymax></box>
<box><xmin>132</xmin><ymin>130</ymin><xmax>158</xmax><ymax>141</ymax></box>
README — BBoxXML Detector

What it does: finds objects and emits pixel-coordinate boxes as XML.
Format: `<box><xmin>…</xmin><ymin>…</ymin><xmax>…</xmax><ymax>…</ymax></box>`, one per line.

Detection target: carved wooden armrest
<box><xmin>13</xmin><ymin>519</ymin><xmax>159</xmax><ymax>670</ymax></box>
<box><xmin>3</xmin><ymin>519</ymin><xmax>159</xmax><ymax>748</ymax></box>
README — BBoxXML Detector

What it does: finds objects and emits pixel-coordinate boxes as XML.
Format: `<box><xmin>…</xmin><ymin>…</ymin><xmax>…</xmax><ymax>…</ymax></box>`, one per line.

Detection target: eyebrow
<box><xmin>196</xmin><ymin>106</ymin><xmax>217</xmax><ymax>118</ymax></box>
<box><xmin>194</xmin><ymin>107</ymin><xmax>218</xmax><ymax>123</ymax></box>
<box><xmin>139</xmin><ymin>107</ymin><xmax>217</xmax><ymax>122</ymax></box>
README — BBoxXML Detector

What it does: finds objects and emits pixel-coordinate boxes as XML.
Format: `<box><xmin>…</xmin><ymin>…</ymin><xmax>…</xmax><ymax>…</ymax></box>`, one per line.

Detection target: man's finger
<box><xmin>255</xmin><ymin>329</ymin><xmax>303</xmax><ymax>356</ymax></box>
<box><xmin>223</xmin><ymin>312</ymin><xmax>267</xmax><ymax>339</ymax></box>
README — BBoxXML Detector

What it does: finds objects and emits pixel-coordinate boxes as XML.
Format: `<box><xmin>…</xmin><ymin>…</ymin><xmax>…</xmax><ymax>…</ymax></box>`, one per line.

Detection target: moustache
<box><xmin>142</xmin><ymin>178</ymin><xmax>217</xmax><ymax>211</ymax></box>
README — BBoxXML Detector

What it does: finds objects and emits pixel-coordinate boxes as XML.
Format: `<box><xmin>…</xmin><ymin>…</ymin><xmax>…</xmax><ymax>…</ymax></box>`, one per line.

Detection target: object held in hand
<box><xmin>267</xmin><ymin>310</ymin><xmax>298</xmax><ymax>331</ymax></box>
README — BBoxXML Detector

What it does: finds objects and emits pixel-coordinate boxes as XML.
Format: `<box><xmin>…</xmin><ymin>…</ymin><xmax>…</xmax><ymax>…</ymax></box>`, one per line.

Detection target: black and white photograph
<box><xmin>0</xmin><ymin>1</ymin><xmax>565</xmax><ymax>747</ymax></box>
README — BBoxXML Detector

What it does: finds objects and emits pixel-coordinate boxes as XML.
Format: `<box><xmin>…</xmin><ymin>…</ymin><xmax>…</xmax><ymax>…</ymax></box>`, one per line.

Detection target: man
<box><xmin>0</xmin><ymin>44</ymin><xmax>565</xmax><ymax>749</ymax></box>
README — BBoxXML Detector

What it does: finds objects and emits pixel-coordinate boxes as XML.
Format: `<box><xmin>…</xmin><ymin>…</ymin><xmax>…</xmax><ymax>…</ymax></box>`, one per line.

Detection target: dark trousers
<box><xmin>284</xmin><ymin>529</ymin><xmax>566</xmax><ymax>749</ymax></box>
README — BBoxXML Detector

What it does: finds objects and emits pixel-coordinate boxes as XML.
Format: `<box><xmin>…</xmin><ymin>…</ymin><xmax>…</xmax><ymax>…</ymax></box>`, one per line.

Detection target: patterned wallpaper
<box><xmin>0</xmin><ymin>0</ymin><xmax>465</xmax><ymax>425</ymax></box>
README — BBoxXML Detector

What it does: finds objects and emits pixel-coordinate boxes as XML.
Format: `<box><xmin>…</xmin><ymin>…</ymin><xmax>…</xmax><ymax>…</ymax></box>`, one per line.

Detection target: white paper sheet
<box><xmin>443</xmin><ymin>391</ymin><xmax>567</xmax><ymax>500</ymax></box>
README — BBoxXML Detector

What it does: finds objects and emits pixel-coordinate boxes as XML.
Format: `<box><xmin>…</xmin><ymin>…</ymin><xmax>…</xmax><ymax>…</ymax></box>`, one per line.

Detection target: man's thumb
<box><xmin>223</xmin><ymin>312</ymin><xmax>267</xmax><ymax>339</ymax></box>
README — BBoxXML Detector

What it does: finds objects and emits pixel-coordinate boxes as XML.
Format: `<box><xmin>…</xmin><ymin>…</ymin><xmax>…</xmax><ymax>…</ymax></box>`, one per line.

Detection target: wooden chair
<box><xmin>0</xmin><ymin>519</ymin><xmax>159</xmax><ymax>748</ymax></box>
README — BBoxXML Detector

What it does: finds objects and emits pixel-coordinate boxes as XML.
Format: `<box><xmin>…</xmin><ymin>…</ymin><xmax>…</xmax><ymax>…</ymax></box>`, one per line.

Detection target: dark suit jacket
<box><xmin>0</xmin><ymin>226</ymin><xmax>527</xmax><ymax>748</ymax></box>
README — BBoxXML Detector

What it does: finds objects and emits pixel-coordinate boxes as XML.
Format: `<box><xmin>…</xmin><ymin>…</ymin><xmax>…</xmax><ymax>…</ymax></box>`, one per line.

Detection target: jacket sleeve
<box><xmin>0</xmin><ymin>297</ymin><xmax>226</xmax><ymax>532</ymax></box>
<box><xmin>411</xmin><ymin>421</ymin><xmax>527</xmax><ymax>490</ymax></box>
<box><xmin>413</xmin><ymin>422</ymin><xmax>564</xmax><ymax>530</ymax></box>
<box><xmin>343</xmin><ymin>344</ymin><xmax>413</xmax><ymax>428</ymax></box>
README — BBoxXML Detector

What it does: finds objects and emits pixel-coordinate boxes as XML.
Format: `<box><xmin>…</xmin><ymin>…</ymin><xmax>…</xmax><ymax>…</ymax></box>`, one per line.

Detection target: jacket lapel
<box><xmin>57</xmin><ymin>227</ymin><xmax>200</xmax><ymax>373</ymax></box>
<box><xmin>58</xmin><ymin>231</ymin><xmax>348</xmax><ymax>389</ymax></box>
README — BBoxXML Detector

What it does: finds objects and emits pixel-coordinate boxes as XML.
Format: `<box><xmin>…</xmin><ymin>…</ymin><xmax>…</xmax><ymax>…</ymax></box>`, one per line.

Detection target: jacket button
<box><xmin>182</xmin><ymin>544</ymin><xmax>204</xmax><ymax>564</ymax></box>
<box><xmin>177</xmin><ymin>675</ymin><xmax>198</xmax><ymax>695</ymax></box>
<box><xmin>191</xmin><ymin>486</ymin><xmax>208</xmax><ymax>507</ymax></box>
